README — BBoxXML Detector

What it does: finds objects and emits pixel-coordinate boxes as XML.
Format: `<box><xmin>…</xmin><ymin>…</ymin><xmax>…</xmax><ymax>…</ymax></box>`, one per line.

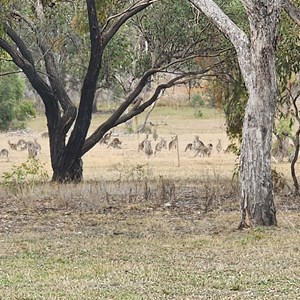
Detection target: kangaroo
<box><xmin>154</xmin><ymin>138</ymin><xmax>167</xmax><ymax>154</ymax></box>
<box><xmin>224</xmin><ymin>143</ymin><xmax>235</xmax><ymax>154</ymax></box>
<box><xmin>168</xmin><ymin>135</ymin><xmax>178</xmax><ymax>151</ymax></box>
<box><xmin>108</xmin><ymin>138</ymin><xmax>122</xmax><ymax>149</ymax></box>
<box><xmin>195</xmin><ymin>145</ymin><xmax>212</xmax><ymax>157</ymax></box>
<box><xmin>138</xmin><ymin>134</ymin><xmax>149</xmax><ymax>152</ymax></box>
<box><xmin>144</xmin><ymin>139</ymin><xmax>153</xmax><ymax>158</ymax></box>
<box><xmin>0</xmin><ymin>148</ymin><xmax>9</xmax><ymax>161</ymax></box>
<box><xmin>193</xmin><ymin>136</ymin><xmax>204</xmax><ymax>152</ymax></box>
<box><xmin>26</xmin><ymin>141</ymin><xmax>35</xmax><ymax>152</ymax></box>
<box><xmin>184</xmin><ymin>143</ymin><xmax>193</xmax><ymax>151</ymax></box>
<box><xmin>195</xmin><ymin>143</ymin><xmax>213</xmax><ymax>157</ymax></box>
<box><xmin>8</xmin><ymin>140</ymin><xmax>17</xmax><ymax>150</ymax></box>
<box><xmin>28</xmin><ymin>146</ymin><xmax>37</xmax><ymax>159</ymax></box>
<box><xmin>152</xmin><ymin>128</ymin><xmax>158</xmax><ymax>141</ymax></box>
<box><xmin>17</xmin><ymin>139</ymin><xmax>27</xmax><ymax>151</ymax></box>
<box><xmin>216</xmin><ymin>139</ymin><xmax>222</xmax><ymax>153</ymax></box>
<box><xmin>34</xmin><ymin>138</ymin><xmax>42</xmax><ymax>154</ymax></box>
<box><xmin>41</xmin><ymin>132</ymin><xmax>49</xmax><ymax>138</ymax></box>
<box><xmin>99</xmin><ymin>131</ymin><xmax>112</xmax><ymax>145</ymax></box>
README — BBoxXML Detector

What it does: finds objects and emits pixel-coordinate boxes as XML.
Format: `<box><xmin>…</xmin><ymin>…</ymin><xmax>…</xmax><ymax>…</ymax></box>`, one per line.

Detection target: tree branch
<box><xmin>3</xmin><ymin>21</ymin><xmax>35</xmax><ymax>66</ymax></box>
<box><xmin>11</xmin><ymin>8</ymin><xmax>76</xmax><ymax>134</ymax></box>
<box><xmin>103</xmin><ymin>0</ymin><xmax>155</xmax><ymax>46</ymax></box>
<box><xmin>82</xmin><ymin>54</ymin><xmax>227</xmax><ymax>154</ymax></box>
<box><xmin>283</xmin><ymin>0</ymin><xmax>300</xmax><ymax>26</ymax></box>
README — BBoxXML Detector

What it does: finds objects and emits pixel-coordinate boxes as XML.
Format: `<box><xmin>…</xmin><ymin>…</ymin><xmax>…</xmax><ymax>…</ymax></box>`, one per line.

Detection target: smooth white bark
<box><xmin>189</xmin><ymin>0</ymin><xmax>282</xmax><ymax>226</ymax></box>
<box><xmin>188</xmin><ymin>0</ymin><xmax>253</xmax><ymax>89</ymax></box>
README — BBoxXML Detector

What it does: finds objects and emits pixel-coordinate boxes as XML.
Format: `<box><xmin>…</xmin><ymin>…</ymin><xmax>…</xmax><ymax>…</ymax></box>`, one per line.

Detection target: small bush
<box><xmin>2</xmin><ymin>158</ymin><xmax>49</xmax><ymax>195</ymax></box>
<box><xmin>15</xmin><ymin>100</ymin><xmax>37</xmax><ymax>122</ymax></box>
<box><xmin>194</xmin><ymin>108</ymin><xmax>203</xmax><ymax>118</ymax></box>
<box><xmin>9</xmin><ymin>119</ymin><xmax>26</xmax><ymax>130</ymax></box>
<box><xmin>190</xmin><ymin>93</ymin><xmax>205</xmax><ymax>108</ymax></box>
<box><xmin>191</xmin><ymin>93</ymin><xmax>205</xmax><ymax>118</ymax></box>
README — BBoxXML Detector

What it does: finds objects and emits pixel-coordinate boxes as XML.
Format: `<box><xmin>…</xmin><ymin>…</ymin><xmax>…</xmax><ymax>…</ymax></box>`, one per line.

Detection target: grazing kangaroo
<box><xmin>154</xmin><ymin>138</ymin><xmax>167</xmax><ymax>154</ymax></box>
<box><xmin>108</xmin><ymin>137</ymin><xmax>122</xmax><ymax>149</ymax></box>
<box><xmin>224</xmin><ymin>143</ymin><xmax>235</xmax><ymax>154</ymax></box>
<box><xmin>195</xmin><ymin>144</ymin><xmax>212</xmax><ymax>157</ymax></box>
<box><xmin>168</xmin><ymin>135</ymin><xmax>178</xmax><ymax>151</ymax></box>
<box><xmin>0</xmin><ymin>148</ymin><xmax>9</xmax><ymax>161</ymax></box>
<box><xmin>99</xmin><ymin>131</ymin><xmax>112</xmax><ymax>145</ymax></box>
<box><xmin>184</xmin><ymin>143</ymin><xmax>193</xmax><ymax>151</ymax></box>
<box><xmin>26</xmin><ymin>141</ymin><xmax>35</xmax><ymax>151</ymax></box>
<box><xmin>41</xmin><ymin>132</ymin><xmax>49</xmax><ymax>138</ymax></box>
<box><xmin>216</xmin><ymin>139</ymin><xmax>222</xmax><ymax>153</ymax></box>
<box><xmin>144</xmin><ymin>139</ymin><xmax>153</xmax><ymax>158</ymax></box>
<box><xmin>8</xmin><ymin>140</ymin><xmax>17</xmax><ymax>150</ymax></box>
<box><xmin>17</xmin><ymin>139</ymin><xmax>27</xmax><ymax>151</ymax></box>
<box><xmin>28</xmin><ymin>146</ymin><xmax>37</xmax><ymax>159</ymax></box>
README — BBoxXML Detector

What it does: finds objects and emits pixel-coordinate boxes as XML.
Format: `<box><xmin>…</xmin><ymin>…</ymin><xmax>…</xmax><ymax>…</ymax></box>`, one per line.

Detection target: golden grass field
<box><xmin>0</xmin><ymin>106</ymin><xmax>300</xmax><ymax>299</ymax></box>
<box><xmin>0</xmin><ymin>106</ymin><xmax>297</xmax><ymax>181</ymax></box>
<box><xmin>0</xmin><ymin>107</ymin><xmax>234</xmax><ymax>181</ymax></box>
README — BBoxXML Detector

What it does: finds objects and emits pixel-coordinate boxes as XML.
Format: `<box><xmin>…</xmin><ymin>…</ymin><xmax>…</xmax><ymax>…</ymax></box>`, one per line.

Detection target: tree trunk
<box><xmin>239</xmin><ymin>2</ymin><xmax>280</xmax><ymax>227</ymax></box>
<box><xmin>52</xmin><ymin>158</ymin><xmax>83</xmax><ymax>183</ymax></box>
<box><xmin>92</xmin><ymin>89</ymin><xmax>101</xmax><ymax>113</ymax></box>
<box><xmin>239</xmin><ymin>90</ymin><xmax>277</xmax><ymax>227</ymax></box>
<box><xmin>188</xmin><ymin>0</ymin><xmax>280</xmax><ymax>227</ymax></box>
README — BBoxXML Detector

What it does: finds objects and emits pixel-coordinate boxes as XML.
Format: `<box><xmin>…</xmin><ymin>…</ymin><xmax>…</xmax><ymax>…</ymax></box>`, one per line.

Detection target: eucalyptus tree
<box><xmin>0</xmin><ymin>0</ymin><xmax>228</xmax><ymax>182</ymax></box>
<box><xmin>188</xmin><ymin>0</ymin><xmax>300</xmax><ymax>227</ymax></box>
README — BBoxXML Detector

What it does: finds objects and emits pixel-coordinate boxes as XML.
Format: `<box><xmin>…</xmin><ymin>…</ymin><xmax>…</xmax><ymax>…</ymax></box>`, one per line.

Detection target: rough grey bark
<box><xmin>189</xmin><ymin>0</ymin><xmax>281</xmax><ymax>226</ymax></box>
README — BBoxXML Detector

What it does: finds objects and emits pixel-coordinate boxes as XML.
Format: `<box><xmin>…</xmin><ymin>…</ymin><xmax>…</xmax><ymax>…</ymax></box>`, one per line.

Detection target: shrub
<box><xmin>0</xmin><ymin>66</ymin><xmax>36</xmax><ymax>131</ymax></box>
<box><xmin>190</xmin><ymin>93</ymin><xmax>205</xmax><ymax>118</ymax></box>
<box><xmin>15</xmin><ymin>100</ymin><xmax>37</xmax><ymax>122</ymax></box>
<box><xmin>190</xmin><ymin>93</ymin><xmax>205</xmax><ymax>108</ymax></box>
<box><xmin>2</xmin><ymin>158</ymin><xmax>49</xmax><ymax>195</ymax></box>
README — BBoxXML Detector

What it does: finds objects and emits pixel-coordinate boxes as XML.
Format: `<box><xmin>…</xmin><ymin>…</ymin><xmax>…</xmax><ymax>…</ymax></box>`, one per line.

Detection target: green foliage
<box><xmin>190</xmin><ymin>93</ymin><xmax>205</xmax><ymax>108</ymax></box>
<box><xmin>140</xmin><ymin>0</ymin><xmax>222</xmax><ymax>64</ymax></box>
<box><xmin>2</xmin><ymin>158</ymin><xmax>49</xmax><ymax>195</ymax></box>
<box><xmin>15</xmin><ymin>100</ymin><xmax>37</xmax><ymax>121</ymax></box>
<box><xmin>0</xmin><ymin>101</ymin><xmax>14</xmax><ymax>130</ymax></box>
<box><xmin>0</xmin><ymin>70</ymin><xmax>25</xmax><ymax>130</ymax></box>
<box><xmin>277</xmin><ymin>2</ymin><xmax>300</xmax><ymax>90</ymax></box>
<box><xmin>275</xmin><ymin>118</ymin><xmax>294</xmax><ymax>137</ymax></box>
<box><xmin>194</xmin><ymin>109</ymin><xmax>203</xmax><ymax>118</ymax></box>
<box><xmin>8</xmin><ymin>100</ymin><xmax>37</xmax><ymax>130</ymax></box>
<box><xmin>190</xmin><ymin>93</ymin><xmax>205</xmax><ymax>118</ymax></box>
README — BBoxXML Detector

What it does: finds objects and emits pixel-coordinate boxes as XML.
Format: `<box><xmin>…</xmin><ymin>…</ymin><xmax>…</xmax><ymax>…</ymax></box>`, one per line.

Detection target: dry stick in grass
<box><xmin>176</xmin><ymin>135</ymin><xmax>180</xmax><ymax>167</ymax></box>
<box><xmin>135</xmin><ymin>116</ymin><xmax>140</xmax><ymax>149</ymax></box>
<box><xmin>278</xmin><ymin>210</ymin><xmax>297</xmax><ymax>230</ymax></box>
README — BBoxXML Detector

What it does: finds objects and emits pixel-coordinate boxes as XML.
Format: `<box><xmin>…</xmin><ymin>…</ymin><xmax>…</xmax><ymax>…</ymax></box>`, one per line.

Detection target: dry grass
<box><xmin>0</xmin><ymin>106</ymin><xmax>300</xmax><ymax>299</ymax></box>
<box><xmin>0</xmin><ymin>181</ymin><xmax>299</xmax><ymax>299</ymax></box>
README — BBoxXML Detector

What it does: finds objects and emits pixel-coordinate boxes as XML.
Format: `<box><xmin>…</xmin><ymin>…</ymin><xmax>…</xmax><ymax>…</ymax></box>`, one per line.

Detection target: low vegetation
<box><xmin>0</xmin><ymin>176</ymin><xmax>299</xmax><ymax>299</ymax></box>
